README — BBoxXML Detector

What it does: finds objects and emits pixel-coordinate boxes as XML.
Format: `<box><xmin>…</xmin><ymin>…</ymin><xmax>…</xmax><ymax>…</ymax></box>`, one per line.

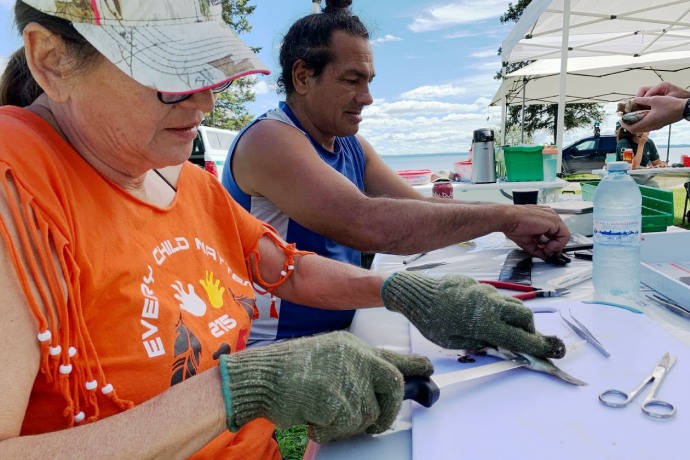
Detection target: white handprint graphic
<box><xmin>171</xmin><ymin>280</ymin><xmax>207</xmax><ymax>317</ymax></box>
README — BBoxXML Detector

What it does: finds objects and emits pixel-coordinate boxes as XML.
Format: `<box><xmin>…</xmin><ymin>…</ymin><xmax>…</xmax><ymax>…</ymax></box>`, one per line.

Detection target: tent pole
<box><xmin>501</xmin><ymin>65</ymin><xmax>507</xmax><ymax>146</ymax></box>
<box><xmin>555</xmin><ymin>0</ymin><xmax>571</xmax><ymax>175</ymax></box>
<box><xmin>666</xmin><ymin>124</ymin><xmax>672</xmax><ymax>162</ymax></box>
<box><xmin>521</xmin><ymin>76</ymin><xmax>526</xmax><ymax>143</ymax></box>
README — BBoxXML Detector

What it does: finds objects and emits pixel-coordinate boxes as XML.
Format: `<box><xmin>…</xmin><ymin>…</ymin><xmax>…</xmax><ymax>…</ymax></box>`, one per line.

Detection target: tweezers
<box><xmin>645</xmin><ymin>293</ymin><xmax>690</xmax><ymax>320</ymax></box>
<box><xmin>560</xmin><ymin>309</ymin><xmax>611</xmax><ymax>357</ymax></box>
<box><xmin>405</xmin><ymin>262</ymin><xmax>448</xmax><ymax>271</ymax></box>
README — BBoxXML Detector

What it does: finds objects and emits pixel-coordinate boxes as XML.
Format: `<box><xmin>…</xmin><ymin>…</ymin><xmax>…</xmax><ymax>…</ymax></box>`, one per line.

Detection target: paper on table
<box><xmin>410</xmin><ymin>301</ymin><xmax>690</xmax><ymax>460</ymax></box>
<box><xmin>547</xmin><ymin>265</ymin><xmax>592</xmax><ymax>290</ymax></box>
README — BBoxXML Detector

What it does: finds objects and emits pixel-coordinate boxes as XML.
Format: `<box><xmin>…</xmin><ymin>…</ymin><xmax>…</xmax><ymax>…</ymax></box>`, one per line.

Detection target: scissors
<box><xmin>598</xmin><ymin>352</ymin><xmax>677</xmax><ymax>419</ymax></box>
<box><xmin>479</xmin><ymin>280</ymin><xmax>569</xmax><ymax>300</ymax></box>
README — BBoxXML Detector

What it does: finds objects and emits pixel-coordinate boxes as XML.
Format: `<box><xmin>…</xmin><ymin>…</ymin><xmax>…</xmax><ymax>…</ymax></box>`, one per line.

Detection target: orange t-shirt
<box><xmin>0</xmin><ymin>107</ymin><xmax>285</xmax><ymax>459</ymax></box>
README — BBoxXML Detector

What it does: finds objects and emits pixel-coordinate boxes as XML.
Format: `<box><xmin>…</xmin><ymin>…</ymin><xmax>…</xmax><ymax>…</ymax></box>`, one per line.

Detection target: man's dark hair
<box><xmin>277</xmin><ymin>0</ymin><xmax>369</xmax><ymax>95</ymax></box>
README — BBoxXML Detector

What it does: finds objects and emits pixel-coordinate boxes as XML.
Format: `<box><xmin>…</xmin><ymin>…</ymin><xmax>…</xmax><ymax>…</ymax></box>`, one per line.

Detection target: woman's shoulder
<box><xmin>0</xmin><ymin>106</ymin><xmax>73</xmax><ymax>173</ymax></box>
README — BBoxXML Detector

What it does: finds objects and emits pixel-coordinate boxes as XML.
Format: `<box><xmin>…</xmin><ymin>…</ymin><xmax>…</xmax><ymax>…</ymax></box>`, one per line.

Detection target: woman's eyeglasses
<box><xmin>157</xmin><ymin>80</ymin><xmax>234</xmax><ymax>105</ymax></box>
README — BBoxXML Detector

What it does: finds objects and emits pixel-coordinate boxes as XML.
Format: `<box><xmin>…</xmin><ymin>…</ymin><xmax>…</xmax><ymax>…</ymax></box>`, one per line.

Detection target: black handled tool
<box><xmin>403</xmin><ymin>360</ymin><xmax>526</xmax><ymax>407</ymax></box>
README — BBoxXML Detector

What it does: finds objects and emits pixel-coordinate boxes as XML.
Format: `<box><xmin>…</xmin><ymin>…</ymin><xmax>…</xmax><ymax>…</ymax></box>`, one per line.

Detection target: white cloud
<box><xmin>471</xmin><ymin>48</ymin><xmax>500</xmax><ymax>59</ymax></box>
<box><xmin>408</xmin><ymin>1</ymin><xmax>511</xmax><ymax>33</ymax></box>
<box><xmin>365</xmin><ymin>99</ymin><xmax>477</xmax><ymax>117</ymax></box>
<box><xmin>371</xmin><ymin>34</ymin><xmax>402</xmax><ymax>45</ymax></box>
<box><xmin>357</xmin><ymin>91</ymin><xmax>505</xmax><ymax>154</ymax></box>
<box><xmin>443</xmin><ymin>31</ymin><xmax>474</xmax><ymax>39</ymax></box>
<box><xmin>0</xmin><ymin>0</ymin><xmax>14</xmax><ymax>9</ymax></box>
<box><xmin>400</xmin><ymin>83</ymin><xmax>467</xmax><ymax>100</ymax></box>
<box><xmin>252</xmin><ymin>80</ymin><xmax>275</xmax><ymax>95</ymax></box>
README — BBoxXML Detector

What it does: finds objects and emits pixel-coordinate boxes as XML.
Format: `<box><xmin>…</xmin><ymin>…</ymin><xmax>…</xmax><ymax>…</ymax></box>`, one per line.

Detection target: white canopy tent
<box><xmin>502</xmin><ymin>0</ymin><xmax>690</xmax><ymax>62</ymax></box>
<box><xmin>498</xmin><ymin>0</ymin><xmax>690</xmax><ymax>164</ymax></box>
<box><xmin>492</xmin><ymin>51</ymin><xmax>690</xmax><ymax>106</ymax></box>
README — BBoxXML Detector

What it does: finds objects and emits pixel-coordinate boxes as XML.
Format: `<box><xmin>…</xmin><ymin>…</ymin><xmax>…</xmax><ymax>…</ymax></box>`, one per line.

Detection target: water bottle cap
<box><xmin>607</xmin><ymin>161</ymin><xmax>630</xmax><ymax>172</ymax></box>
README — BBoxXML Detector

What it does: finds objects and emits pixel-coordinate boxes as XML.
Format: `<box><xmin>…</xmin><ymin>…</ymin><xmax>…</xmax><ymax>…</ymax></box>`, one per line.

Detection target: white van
<box><xmin>189</xmin><ymin>126</ymin><xmax>238</xmax><ymax>179</ymax></box>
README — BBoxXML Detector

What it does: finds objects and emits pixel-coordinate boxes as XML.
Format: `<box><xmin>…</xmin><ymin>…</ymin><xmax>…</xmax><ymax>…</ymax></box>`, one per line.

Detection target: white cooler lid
<box><xmin>547</xmin><ymin>200</ymin><xmax>593</xmax><ymax>214</ymax></box>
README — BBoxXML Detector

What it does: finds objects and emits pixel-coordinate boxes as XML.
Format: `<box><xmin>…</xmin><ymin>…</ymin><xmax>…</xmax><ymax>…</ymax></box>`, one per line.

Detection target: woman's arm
<box><xmin>254</xmin><ymin>236</ymin><xmax>385</xmax><ymax>310</ymax></box>
<box><xmin>0</xmin><ymin>223</ymin><xmax>227</xmax><ymax>459</ymax></box>
<box><xmin>632</xmin><ymin>133</ymin><xmax>648</xmax><ymax>169</ymax></box>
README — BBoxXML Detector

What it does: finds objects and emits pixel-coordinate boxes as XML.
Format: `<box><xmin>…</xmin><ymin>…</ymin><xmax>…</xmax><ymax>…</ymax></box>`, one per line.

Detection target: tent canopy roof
<box><xmin>491</xmin><ymin>51</ymin><xmax>690</xmax><ymax>106</ymax></box>
<box><xmin>502</xmin><ymin>0</ymin><xmax>690</xmax><ymax>63</ymax></box>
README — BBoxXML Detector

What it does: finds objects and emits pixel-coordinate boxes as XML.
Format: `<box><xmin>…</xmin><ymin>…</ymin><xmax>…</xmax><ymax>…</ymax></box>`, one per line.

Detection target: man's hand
<box><xmin>501</xmin><ymin>205</ymin><xmax>570</xmax><ymax>260</ymax></box>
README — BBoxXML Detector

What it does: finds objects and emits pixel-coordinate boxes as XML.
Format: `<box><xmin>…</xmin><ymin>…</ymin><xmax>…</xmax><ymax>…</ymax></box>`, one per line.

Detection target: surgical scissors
<box><xmin>599</xmin><ymin>352</ymin><xmax>677</xmax><ymax>419</ymax></box>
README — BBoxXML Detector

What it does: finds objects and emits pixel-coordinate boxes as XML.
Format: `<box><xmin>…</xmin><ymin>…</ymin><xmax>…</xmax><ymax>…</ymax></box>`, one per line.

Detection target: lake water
<box><xmin>381</xmin><ymin>146</ymin><xmax>690</xmax><ymax>173</ymax></box>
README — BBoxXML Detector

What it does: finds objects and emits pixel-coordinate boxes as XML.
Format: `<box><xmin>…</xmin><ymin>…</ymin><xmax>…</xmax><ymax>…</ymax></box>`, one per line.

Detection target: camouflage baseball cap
<box><xmin>23</xmin><ymin>0</ymin><xmax>270</xmax><ymax>94</ymax></box>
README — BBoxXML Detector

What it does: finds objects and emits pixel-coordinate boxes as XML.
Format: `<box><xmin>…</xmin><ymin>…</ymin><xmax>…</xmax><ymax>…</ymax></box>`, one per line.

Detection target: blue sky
<box><xmin>2</xmin><ymin>0</ymin><xmax>687</xmax><ymax>154</ymax></box>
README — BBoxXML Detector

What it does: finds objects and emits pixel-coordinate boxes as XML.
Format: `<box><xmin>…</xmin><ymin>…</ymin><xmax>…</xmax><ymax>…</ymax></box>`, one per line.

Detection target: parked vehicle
<box><xmin>189</xmin><ymin>126</ymin><xmax>238</xmax><ymax>179</ymax></box>
<box><xmin>561</xmin><ymin>134</ymin><xmax>617</xmax><ymax>175</ymax></box>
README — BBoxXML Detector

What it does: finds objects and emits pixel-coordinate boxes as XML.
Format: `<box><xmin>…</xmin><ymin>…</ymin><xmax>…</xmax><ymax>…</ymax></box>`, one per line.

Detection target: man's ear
<box><xmin>292</xmin><ymin>59</ymin><xmax>312</xmax><ymax>95</ymax></box>
<box><xmin>22</xmin><ymin>23</ymin><xmax>73</xmax><ymax>103</ymax></box>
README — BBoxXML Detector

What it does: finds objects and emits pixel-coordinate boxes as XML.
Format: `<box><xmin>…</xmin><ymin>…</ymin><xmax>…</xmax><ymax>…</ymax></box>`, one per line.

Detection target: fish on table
<box><xmin>460</xmin><ymin>346</ymin><xmax>587</xmax><ymax>387</ymax></box>
<box><xmin>404</xmin><ymin>344</ymin><xmax>586</xmax><ymax>407</ymax></box>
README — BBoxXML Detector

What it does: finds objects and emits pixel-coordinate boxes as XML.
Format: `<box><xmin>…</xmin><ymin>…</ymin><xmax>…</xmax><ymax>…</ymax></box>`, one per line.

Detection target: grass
<box><xmin>562</xmin><ymin>173</ymin><xmax>690</xmax><ymax>230</ymax></box>
<box><xmin>672</xmin><ymin>187</ymin><xmax>690</xmax><ymax>229</ymax></box>
<box><xmin>276</xmin><ymin>426</ymin><xmax>309</xmax><ymax>460</ymax></box>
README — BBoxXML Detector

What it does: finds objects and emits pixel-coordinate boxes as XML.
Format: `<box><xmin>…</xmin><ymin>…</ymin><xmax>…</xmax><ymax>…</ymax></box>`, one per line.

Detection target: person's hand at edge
<box><xmin>381</xmin><ymin>272</ymin><xmax>566</xmax><ymax>358</ymax></box>
<box><xmin>621</xmin><ymin>95</ymin><xmax>687</xmax><ymax>133</ymax></box>
<box><xmin>219</xmin><ymin>331</ymin><xmax>433</xmax><ymax>443</ymax></box>
<box><xmin>637</xmin><ymin>82</ymin><xmax>690</xmax><ymax>99</ymax></box>
<box><xmin>621</xmin><ymin>83</ymin><xmax>690</xmax><ymax>132</ymax></box>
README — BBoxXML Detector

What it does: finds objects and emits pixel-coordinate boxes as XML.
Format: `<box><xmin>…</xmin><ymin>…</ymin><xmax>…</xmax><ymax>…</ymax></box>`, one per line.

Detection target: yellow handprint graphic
<box><xmin>199</xmin><ymin>271</ymin><xmax>225</xmax><ymax>309</ymax></box>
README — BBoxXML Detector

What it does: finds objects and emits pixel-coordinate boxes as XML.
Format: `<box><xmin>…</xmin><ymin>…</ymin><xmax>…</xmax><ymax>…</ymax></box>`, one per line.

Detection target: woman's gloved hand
<box><xmin>381</xmin><ymin>272</ymin><xmax>565</xmax><ymax>358</ymax></box>
<box><xmin>219</xmin><ymin>331</ymin><xmax>433</xmax><ymax>443</ymax></box>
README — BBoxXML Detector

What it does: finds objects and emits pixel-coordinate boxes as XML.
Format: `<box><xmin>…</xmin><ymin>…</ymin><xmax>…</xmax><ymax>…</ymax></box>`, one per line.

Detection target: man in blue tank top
<box><xmin>222</xmin><ymin>1</ymin><xmax>571</xmax><ymax>346</ymax></box>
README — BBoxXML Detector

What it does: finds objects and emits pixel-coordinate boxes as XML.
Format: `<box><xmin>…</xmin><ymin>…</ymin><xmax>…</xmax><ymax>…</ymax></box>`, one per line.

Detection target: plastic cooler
<box><xmin>503</xmin><ymin>145</ymin><xmax>544</xmax><ymax>181</ymax></box>
<box><xmin>580</xmin><ymin>181</ymin><xmax>675</xmax><ymax>233</ymax></box>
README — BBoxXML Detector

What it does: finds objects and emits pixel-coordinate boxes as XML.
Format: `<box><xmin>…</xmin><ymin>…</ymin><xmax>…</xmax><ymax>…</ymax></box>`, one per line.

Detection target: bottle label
<box><xmin>593</xmin><ymin>217</ymin><xmax>641</xmax><ymax>245</ymax></box>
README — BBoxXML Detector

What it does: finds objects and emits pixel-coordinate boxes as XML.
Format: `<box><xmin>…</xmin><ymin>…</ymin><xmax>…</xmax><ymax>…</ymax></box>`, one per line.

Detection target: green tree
<box><xmin>203</xmin><ymin>0</ymin><xmax>261</xmax><ymax>130</ymax></box>
<box><xmin>498</xmin><ymin>0</ymin><xmax>604</xmax><ymax>144</ymax></box>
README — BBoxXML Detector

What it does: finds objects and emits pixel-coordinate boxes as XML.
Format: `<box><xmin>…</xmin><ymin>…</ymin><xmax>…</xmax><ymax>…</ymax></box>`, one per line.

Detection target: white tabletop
<box><xmin>413</xmin><ymin>178</ymin><xmax>569</xmax><ymax>204</ymax></box>
<box><xmin>306</xmin><ymin>232</ymin><xmax>690</xmax><ymax>460</ymax></box>
<box><xmin>628</xmin><ymin>166</ymin><xmax>690</xmax><ymax>188</ymax></box>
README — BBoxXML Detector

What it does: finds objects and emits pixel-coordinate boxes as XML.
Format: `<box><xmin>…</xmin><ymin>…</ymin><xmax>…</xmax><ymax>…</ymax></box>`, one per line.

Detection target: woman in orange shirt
<box><xmin>0</xmin><ymin>1</ymin><xmax>565</xmax><ymax>458</ymax></box>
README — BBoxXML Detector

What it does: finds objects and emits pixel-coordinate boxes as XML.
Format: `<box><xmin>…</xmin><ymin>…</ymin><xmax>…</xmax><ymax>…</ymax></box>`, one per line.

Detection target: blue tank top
<box><xmin>222</xmin><ymin>102</ymin><xmax>366</xmax><ymax>344</ymax></box>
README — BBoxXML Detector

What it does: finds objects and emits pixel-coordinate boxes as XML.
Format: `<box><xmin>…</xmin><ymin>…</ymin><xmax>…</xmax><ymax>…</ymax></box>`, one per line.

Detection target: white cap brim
<box><xmin>73</xmin><ymin>20</ymin><xmax>269</xmax><ymax>94</ymax></box>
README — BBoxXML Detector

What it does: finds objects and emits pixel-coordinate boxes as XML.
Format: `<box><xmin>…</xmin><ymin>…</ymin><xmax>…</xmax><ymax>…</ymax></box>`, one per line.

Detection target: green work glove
<box><xmin>381</xmin><ymin>272</ymin><xmax>565</xmax><ymax>358</ymax></box>
<box><xmin>218</xmin><ymin>331</ymin><xmax>433</xmax><ymax>443</ymax></box>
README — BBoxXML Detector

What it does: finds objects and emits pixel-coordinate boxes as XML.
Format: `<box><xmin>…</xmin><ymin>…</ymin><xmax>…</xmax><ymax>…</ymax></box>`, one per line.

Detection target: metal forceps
<box><xmin>599</xmin><ymin>352</ymin><xmax>677</xmax><ymax>419</ymax></box>
<box><xmin>559</xmin><ymin>309</ymin><xmax>611</xmax><ymax>357</ymax></box>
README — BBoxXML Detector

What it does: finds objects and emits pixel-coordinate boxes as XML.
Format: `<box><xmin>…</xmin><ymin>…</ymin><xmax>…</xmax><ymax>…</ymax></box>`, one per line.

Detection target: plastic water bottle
<box><xmin>592</xmin><ymin>161</ymin><xmax>642</xmax><ymax>300</ymax></box>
